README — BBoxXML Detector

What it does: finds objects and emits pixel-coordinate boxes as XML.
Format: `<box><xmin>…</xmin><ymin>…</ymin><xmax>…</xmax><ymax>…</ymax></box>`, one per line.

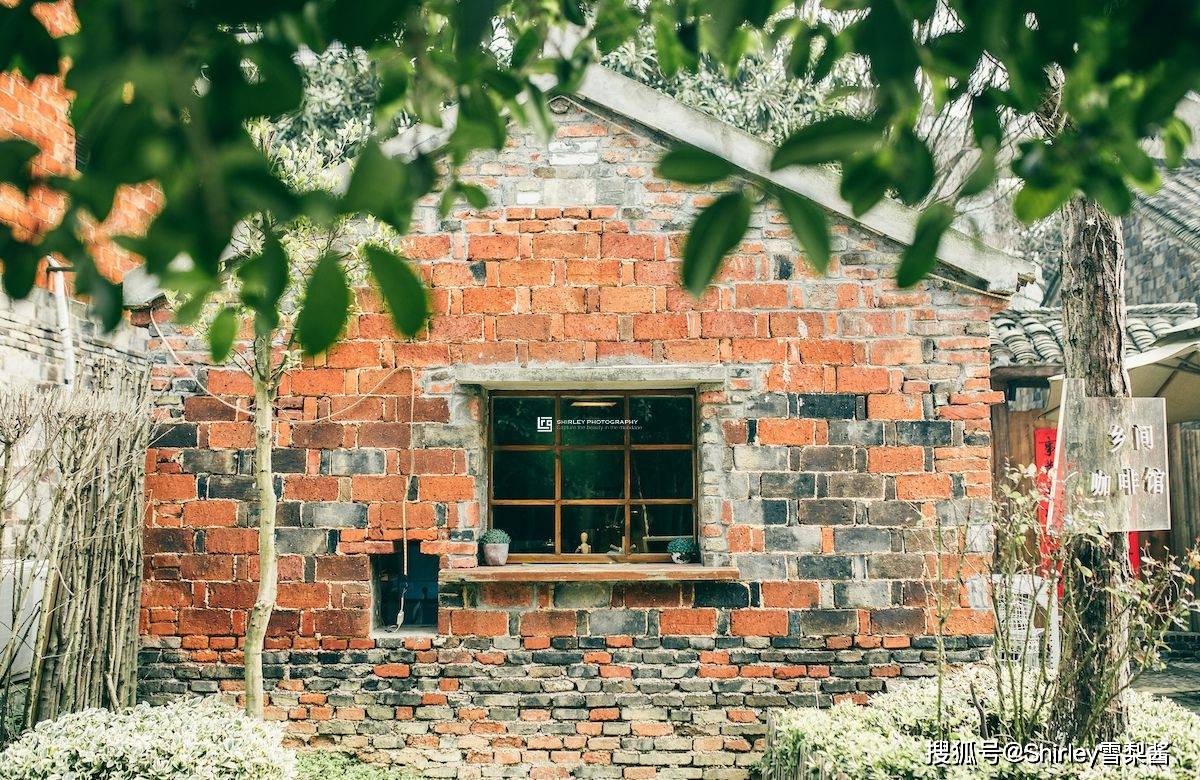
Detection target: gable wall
<box><xmin>136</xmin><ymin>100</ymin><xmax>1005</xmax><ymax>774</ymax></box>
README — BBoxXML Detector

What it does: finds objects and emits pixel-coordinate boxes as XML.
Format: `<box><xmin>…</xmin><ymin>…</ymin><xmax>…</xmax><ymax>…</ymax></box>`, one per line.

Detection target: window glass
<box><xmin>630</xmin><ymin>450</ymin><xmax>693</xmax><ymax>499</ymax></box>
<box><xmin>493</xmin><ymin>396</ymin><xmax>555</xmax><ymax>445</ymax></box>
<box><xmin>488</xmin><ymin>392</ymin><xmax>696</xmax><ymax>560</ymax></box>
<box><xmin>561</xmin><ymin>505</ymin><xmax>624</xmax><ymax>555</ymax></box>
<box><xmin>491</xmin><ymin>506</ymin><xmax>555</xmax><ymax>554</ymax></box>
<box><xmin>630</xmin><ymin>395</ymin><xmax>692</xmax><ymax>444</ymax></box>
<box><xmin>561</xmin><ymin>450</ymin><xmax>624</xmax><ymax>500</ymax></box>
<box><xmin>630</xmin><ymin>505</ymin><xmax>694</xmax><ymax>554</ymax></box>
<box><xmin>492</xmin><ymin>450</ymin><xmax>554</xmax><ymax>500</ymax></box>
<box><xmin>560</xmin><ymin>396</ymin><xmax>625</xmax><ymax>445</ymax></box>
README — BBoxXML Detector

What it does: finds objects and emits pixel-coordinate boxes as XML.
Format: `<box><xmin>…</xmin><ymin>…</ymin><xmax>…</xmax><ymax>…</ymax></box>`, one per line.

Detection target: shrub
<box><xmin>0</xmin><ymin>698</ymin><xmax>293</xmax><ymax>780</ymax></box>
<box><xmin>667</xmin><ymin>537</ymin><xmax>699</xmax><ymax>561</ymax></box>
<box><xmin>294</xmin><ymin>751</ymin><xmax>418</xmax><ymax>780</ymax></box>
<box><xmin>479</xmin><ymin>528</ymin><xmax>510</xmax><ymax>545</ymax></box>
<box><xmin>763</xmin><ymin>667</ymin><xmax>1200</xmax><ymax>779</ymax></box>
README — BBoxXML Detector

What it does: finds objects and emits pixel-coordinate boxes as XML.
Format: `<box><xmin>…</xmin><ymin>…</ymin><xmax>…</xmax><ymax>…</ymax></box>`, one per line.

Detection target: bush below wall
<box><xmin>761</xmin><ymin>667</ymin><xmax>1200</xmax><ymax>779</ymax></box>
<box><xmin>0</xmin><ymin>699</ymin><xmax>293</xmax><ymax>780</ymax></box>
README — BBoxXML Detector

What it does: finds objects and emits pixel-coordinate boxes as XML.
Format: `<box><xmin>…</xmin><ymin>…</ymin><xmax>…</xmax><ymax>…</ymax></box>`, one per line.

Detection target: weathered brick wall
<box><xmin>0</xmin><ymin>286</ymin><xmax>147</xmax><ymax>385</ymax></box>
<box><xmin>138</xmin><ymin>99</ymin><xmax>1003</xmax><ymax>776</ymax></box>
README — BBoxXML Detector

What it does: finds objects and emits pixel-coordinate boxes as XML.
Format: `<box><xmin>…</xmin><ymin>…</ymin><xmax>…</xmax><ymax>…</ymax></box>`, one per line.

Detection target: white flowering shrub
<box><xmin>0</xmin><ymin>698</ymin><xmax>294</xmax><ymax>780</ymax></box>
<box><xmin>765</xmin><ymin>667</ymin><xmax>1200</xmax><ymax>779</ymax></box>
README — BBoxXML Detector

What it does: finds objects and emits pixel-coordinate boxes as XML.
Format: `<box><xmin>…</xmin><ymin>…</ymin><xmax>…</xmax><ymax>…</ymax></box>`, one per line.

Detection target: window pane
<box><xmin>561</xmin><ymin>450</ymin><xmax>624</xmax><ymax>500</ymax></box>
<box><xmin>561</xmin><ymin>505</ymin><xmax>624</xmax><ymax>555</ymax></box>
<box><xmin>491</xmin><ymin>506</ymin><xmax>555</xmax><ymax>555</ymax></box>
<box><xmin>493</xmin><ymin>450</ymin><xmax>554</xmax><ymax>500</ymax></box>
<box><xmin>631</xmin><ymin>450</ymin><xmax>693</xmax><ymax>499</ymax></box>
<box><xmin>560</xmin><ymin>396</ymin><xmax>625</xmax><ymax>445</ymax></box>
<box><xmin>630</xmin><ymin>395</ymin><xmax>693</xmax><ymax>444</ymax></box>
<box><xmin>493</xmin><ymin>396</ymin><xmax>555</xmax><ymax>445</ymax></box>
<box><xmin>630</xmin><ymin>505</ymin><xmax>694</xmax><ymax>554</ymax></box>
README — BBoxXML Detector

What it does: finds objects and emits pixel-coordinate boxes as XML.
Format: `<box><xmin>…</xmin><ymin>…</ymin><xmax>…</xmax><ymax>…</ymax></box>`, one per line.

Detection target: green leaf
<box><xmin>209</xmin><ymin>307</ymin><xmax>239</xmax><ymax>362</ymax></box>
<box><xmin>1082</xmin><ymin>170</ymin><xmax>1132</xmax><ymax>215</ymax></box>
<box><xmin>0</xmin><ymin>139</ymin><xmax>38</xmax><ymax>192</ymax></box>
<box><xmin>236</xmin><ymin>232</ymin><xmax>289</xmax><ymax>335</ymax></box>
<box><xmin>1162</xmin><ymin>117</ymin><xmax>1192</xmax><ymax>168</ymax></box>
<box><xmin>772</xmin><ymin>116</ymin><xmax>880</xmax><ymax>169</ymax></box>
<box><xmin>365</xmin><ymin>246</ymin><xmax>429</xmax><ymax>338</ymax></box>
<box><xmin>653</xmin><ymin>14</ymin><xmax>684</xmax><ymax>78</ymax></box>
<box><xmin>1013</xmin><ymin>184</ymin><xmax>1072</xmax><ymax>223</ymax></box>
<box><xmin>897</xmin><ymin>203</ymin><xmax>955</xmax><ymax>288</ymax></box>
<box><xmin>458</xmin><ymin>182</ymin><xmax>489</xmax><ymax>209</ymax></box>
<box><xmin>0</xmin><ymin>226</ymin><xmax>38</xmax><ymax>299</ymax></box>
<box><xmin>295</xmin><ymin>254</ymin><xmax>351</xmax><ymax>355</ymax></box>
<box><xmin>560</xmin><ymin>0</ymin><xmax>586</xmax><ymax>26</ymax></box>
<box><xmin>891</xmin><ymin>130</ymin><xmax>936</xmax><ymax>206</ymax></box>
<box><xmin>455</xmin><ymin>0</ymin><xmax>500</xmax><ymax>60</ymax></box>
<box><xmin>681</xmin><ymin>192</ymin><xmax>751</xmax><ymax>297</ymax></box>
<box><xmin>657</xmin><ymin>145</ymin><xmax>736</xmax><ymax>185</ymax></box>
<box><xmin>776</xmin><ymin>191</ymin><xmax>830</xmax><ymax>275</ymax></box>
<box><xmin>511</xmin><ymin>27</ymin><xmax>542</xmax><ymax>69</ymax></box>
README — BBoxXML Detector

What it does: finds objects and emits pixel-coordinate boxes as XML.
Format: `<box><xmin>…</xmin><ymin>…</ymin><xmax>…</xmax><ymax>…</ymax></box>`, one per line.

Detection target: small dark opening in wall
<box><xmin>371</xmin><ymin>542</ymin><xmax>438</xmax><ymax>631</ymax></box>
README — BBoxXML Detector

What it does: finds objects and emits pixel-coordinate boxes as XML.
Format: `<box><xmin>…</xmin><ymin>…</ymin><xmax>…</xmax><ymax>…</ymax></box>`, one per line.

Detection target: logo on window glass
<box><xmin>536</xmin><ymin>416</ymin><xmax>553</xmax><ymax>432</ymax></box>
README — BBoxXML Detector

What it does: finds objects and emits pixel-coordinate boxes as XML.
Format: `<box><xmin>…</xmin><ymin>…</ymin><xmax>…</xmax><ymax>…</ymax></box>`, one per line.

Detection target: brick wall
<box><xmin>136</xmin><ymin>100</ymin><xmax>1004</xmax><ymax>776</ymax></box>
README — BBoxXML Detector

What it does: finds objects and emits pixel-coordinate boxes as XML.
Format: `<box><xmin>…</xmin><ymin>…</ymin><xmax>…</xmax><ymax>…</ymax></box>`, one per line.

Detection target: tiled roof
<box><xmin>991</xmin><ymin>303</ymin><xmax>1199</xmax><ymax>369</ymax></box>
<box><xmin>1137</xmin><ymin>162</ymin><xmax>1200</xmax><ymax>253</ymax></box>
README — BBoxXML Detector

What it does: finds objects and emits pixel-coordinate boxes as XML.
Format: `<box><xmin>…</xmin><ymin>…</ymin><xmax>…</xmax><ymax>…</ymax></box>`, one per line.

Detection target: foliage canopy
<box><xmin>1</xmin><ymin>1</ymin><xmax>1197</xmax><ymax>355</ymax></box>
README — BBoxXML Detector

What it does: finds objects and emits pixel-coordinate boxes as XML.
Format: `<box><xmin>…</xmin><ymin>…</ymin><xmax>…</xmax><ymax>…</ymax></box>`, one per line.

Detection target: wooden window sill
<box><xmin>438</xmin><ymin>563</ymin><xmax>739</xmax><ymax>584</ymax></box>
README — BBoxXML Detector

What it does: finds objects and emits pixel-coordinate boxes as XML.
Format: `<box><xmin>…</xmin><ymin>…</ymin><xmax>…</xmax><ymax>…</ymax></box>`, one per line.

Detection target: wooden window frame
<box><xmin>488</xmin><ymin>389</ymin><xmax>698</xmax><ymax>563</ymax></box>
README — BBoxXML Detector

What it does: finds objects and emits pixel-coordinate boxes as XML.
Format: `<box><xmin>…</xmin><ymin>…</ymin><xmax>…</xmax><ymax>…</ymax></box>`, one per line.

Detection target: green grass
<box><xmin>294</xmin><ymin>750</ymin><xmax>419</xmax><ymax>780</ymax></box>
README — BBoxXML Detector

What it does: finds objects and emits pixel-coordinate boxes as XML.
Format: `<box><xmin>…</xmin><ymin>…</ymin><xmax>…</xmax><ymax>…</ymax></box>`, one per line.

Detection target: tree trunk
<box><xmin>1054</xmin><ymin>196</ymin><xmax>1131</xmax><ymax>741</ymax></box>
<box><xmin>243</xmin><ymin>333</ymin><xmax>277</xmax><ymax>719</ymax></box>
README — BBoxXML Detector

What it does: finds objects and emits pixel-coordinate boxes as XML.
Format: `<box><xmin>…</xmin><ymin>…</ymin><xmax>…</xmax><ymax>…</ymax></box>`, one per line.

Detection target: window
<box><xmin>372</xmin><ymin>542</ymin><xmax>438</xmax><ymax>631</ymax></box>
<box><xmin>488</xmin><ymin>390</ymin><xmax>697</xmax><ymax>561</ymax></box>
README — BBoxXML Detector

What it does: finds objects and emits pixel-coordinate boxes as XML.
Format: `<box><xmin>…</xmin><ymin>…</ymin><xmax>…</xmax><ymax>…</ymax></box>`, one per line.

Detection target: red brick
<box><xmin>756</xmin><ymin>419</ymin><xmax>818</xmax><ymax>445</ymax></box>
<box><xmin>313</xmin><ymin>609</ymin><xmax>371</xmax><ymax>636</ymax></box>
<box><xmin>182</xmin><ymin>500</ymin><xmax>238</xmax><ymax>527</ymax></box>
<box><xmin>145</xmin><ymin>475</ymin><xmax>196</xmax><ymax>501</ymax></box>
<box><xmin>184</xmin><ymin>396</ymin><xmax>238</xmax><ymax>422</ymax></box>
<box><xmin>481</xmin><ymin>583</ymin><xmax>535</xmax><ymax>608</ymax></box>
<box><xmin>520</xmin><ymin>610</ymin><xmax>577</xmax><ymax>636</ymax></box>
<box><xmin>600</xmin><ymin>233</ymin><xmax>656</xmax><ymax>259</ymax></box>
<box><xmin>315</xmin><ymin>556</ymin><xmax>369</xmax><ymax>581</ymax></box>
<box><xmin>468</xmin><ymin>235</ymin><xmax>518</xmax><ymax>259</ymax></box>
<box><xmin>532</xmin><ymin>233</ymin><xmax>588</xmax><ymax>258</ymax></box>
<box><xmin>278</xmin><ymin>583</ymin><xmax>331</xmax><ymax>609</ymax></box>
<box><xmin>288</xmin><ymin>369</ymin><xmax>346</xmax><ymax>396</ymax></box>
<box><xmin>760</xmin><ymin>582</ymin><xmax>819</xmax><ymax>609</ymax></box>
<box><xmin>375</xmin><ymin>663</ymin><xmax>410</xmax><ymax>678</ymax></box>
<box><xmin>659</xmin><ymin>608</ymin><xmax>717</xmax><ymax>635</ymax></box>
<box><xmin>291</xmin><ymin>423</ymin><xmax>345</xmax><ymax>449</ymax></box>
<box><xmin>868</xmin><ymin>339</ymin><xmax>924</xmax><ymax>365</ymax></box>
<box><xmin>179</xmin><ymin>609</ymin><xmax>232</xmax><ymax>635</ymax></box>
<box><xmin>836</xmin><ymin>367</ymin><xmax>892</xmax><ymax>393</ymax></box>
<box><xmin>450</xmin><ymin>610</ymin><xmax>509</xmax><ymax>637</ymax></box>
<box><xmin>730</xmin><ymin>609</ymin><xmax>789</xmax><ymax>637</ymax></box>
<box><xmin>867</xmin><ymin>394</ymin><xmax>924</xmax><ymax>420</ymax></box>
<box><xmin>204</xmin><ymin>528</ymin><xmax>258</xmax><ymax>554</ymax></box>
<box><xmin>141</xmin><ymin>581</ymin><xmax>192</xmax><ymax>608</ymax></box>
<box><xmin>462</xmin><ymin>288</ymin><xmax>516</xmax><ymax>314</ymax></box>
<box><xmin>867</xmin><ymin>447</ymin><xmax>925</xmax><ymax>473</ymax></box>
<box><xmin>598</xmin><ymin>287</ymin><xmax>654</xmax><ymax>313</ymax></box>
<box><xmin>896</xmin><ymin>473</ymin><xmax>952</xmax><ymax>500</ymax></box>
<box><xmin>419</xmin><ymin>475</ymin><xmax>474</xmax><ymax>501</ymax></box>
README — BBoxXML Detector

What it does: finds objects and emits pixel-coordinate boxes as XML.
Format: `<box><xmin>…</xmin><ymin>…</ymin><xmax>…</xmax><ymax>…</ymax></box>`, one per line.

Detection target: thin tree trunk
<box><xmin>243</xmin><ymin>332</ymin><xmax>277</xmax><ymax>719</ymax></box>
<box><xmin>1055</xmin><ymin>195</ymin><xmax>1131</xmax><ymax>741</ymax></box>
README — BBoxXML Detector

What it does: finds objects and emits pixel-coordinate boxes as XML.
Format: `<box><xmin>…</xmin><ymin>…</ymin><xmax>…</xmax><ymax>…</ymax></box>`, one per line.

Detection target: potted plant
<box><xmin>667</xmin><ymin>537</ymin><xmax>699</xmax><ymax>565</ymax></box>
<box><xmin>479</xmin><ymin>528</ymin><xmax>511</xmax><ymax>566</ymax></box>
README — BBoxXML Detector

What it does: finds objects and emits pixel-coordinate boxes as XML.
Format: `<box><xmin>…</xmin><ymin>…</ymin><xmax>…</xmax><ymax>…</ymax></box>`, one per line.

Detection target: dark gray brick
<box><xmin>791</xmin><ymin>394</ymin><xmax>859</xmax><ymax>419</ymax></box>
<box><xmin>321</xmin><ymin>449</ymin><xmax>386</xmax><ymax>475</ymax></box>
<box><xmin>833</xmin><ymin>527</ymin><xmax>893</xmax><ymax>553</ymax></box>
<box><xmin>796</xmin><ymin>499</ymin><xmax>857</xmax><ymax>525</ymax></box>
<box><xmin>895</xmin><ymin>421</ymin><xmax>953</xmax><ymax>446</ymax></box>
<box><xmin>759</xmin><ymin>473</ymin><xmax>816</xmax><ymax>498</ymax></box>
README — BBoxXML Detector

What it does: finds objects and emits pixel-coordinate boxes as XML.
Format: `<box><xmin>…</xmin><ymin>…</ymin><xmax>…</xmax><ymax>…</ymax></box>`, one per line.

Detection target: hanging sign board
<box><xmin>1049</xmin><ymin>379</ymin><xmax>1170</xmax><ymax>533</ymax></box>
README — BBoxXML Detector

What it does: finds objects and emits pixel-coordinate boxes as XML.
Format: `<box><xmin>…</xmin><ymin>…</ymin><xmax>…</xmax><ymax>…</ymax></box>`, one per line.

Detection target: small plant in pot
<box><xmin>479</xmin><ymin>528</ymin><xmax>511</xmax><ymax>566</ymax></box>
<box><xmin>667</xmin><ymin>537</ymin><xmax>699</xmax><ymax>564</ymax></box>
